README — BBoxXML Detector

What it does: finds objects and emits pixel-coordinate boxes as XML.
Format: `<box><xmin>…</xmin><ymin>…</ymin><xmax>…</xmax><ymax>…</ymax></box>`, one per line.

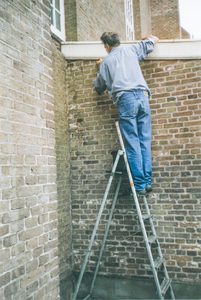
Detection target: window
<box><xmin>50</xmin><ymin>0</ymin><xmax>65</xmax><ymax>41</ymax></box>
<box><xmin>124</xmin><ymin>0</ymin><xmax>134</xmax><ymax>41</ymax></box>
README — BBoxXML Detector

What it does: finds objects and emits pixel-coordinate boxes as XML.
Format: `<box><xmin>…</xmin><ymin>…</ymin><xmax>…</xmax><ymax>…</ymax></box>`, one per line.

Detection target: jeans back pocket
<box><xmin>119</xmin><ymin>94</ymin><xmax>137</xmax><ymax>117</ymax></box>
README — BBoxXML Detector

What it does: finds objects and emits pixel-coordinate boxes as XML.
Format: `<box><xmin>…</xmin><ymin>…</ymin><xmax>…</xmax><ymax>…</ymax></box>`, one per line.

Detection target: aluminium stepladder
<box><xmin>72</xmin><ymin>121</ymin><xmax>175</xmax><ymax>300</ymax></box>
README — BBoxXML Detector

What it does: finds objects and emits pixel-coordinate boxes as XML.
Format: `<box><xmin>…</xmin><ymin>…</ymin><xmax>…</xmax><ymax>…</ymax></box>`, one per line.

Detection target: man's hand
<box><xmin>141</xmin><ymin>35</ymin><xmax>159</xmax><ymax>45</ymax></box>
<box><xmin>96</xmin><ymin>59</ymin><xmax>103</xmax><ymax>67</ymax></box>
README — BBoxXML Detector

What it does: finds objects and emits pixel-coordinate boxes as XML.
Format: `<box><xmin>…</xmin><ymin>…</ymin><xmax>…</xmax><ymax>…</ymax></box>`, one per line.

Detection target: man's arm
<box><xmin>93</xmin><ymin>61</ymin><xmax>107</xmax><ymax>95</ymax></box>
<box><xmin>141</xmin><ymin>35</ymin><xmax>159</xmax><ymax>45</ymax></box>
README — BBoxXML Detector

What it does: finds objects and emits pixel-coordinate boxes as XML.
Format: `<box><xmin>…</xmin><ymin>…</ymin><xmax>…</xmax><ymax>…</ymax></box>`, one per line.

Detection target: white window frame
<box><xmin>50</xmin><ymin>0</ymin><xmax>66</xmax><ymax>41</ymax></box>
<box><xmin>124</xmin><ymin>0</ymin><xmax>135</xmax><ymax>41</ymax></box>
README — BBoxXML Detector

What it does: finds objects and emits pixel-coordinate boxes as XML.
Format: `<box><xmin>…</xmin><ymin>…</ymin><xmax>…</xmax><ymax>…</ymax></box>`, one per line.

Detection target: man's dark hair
<box><xmin>100</xmin><ymin>32</ymin><xmax>120</xmax><ymax>47</ymax></box>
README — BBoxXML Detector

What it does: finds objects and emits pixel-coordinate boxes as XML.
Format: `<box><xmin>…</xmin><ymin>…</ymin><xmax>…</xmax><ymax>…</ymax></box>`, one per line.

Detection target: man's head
<box><xmin>100</xmin><ymin>32</ymin><xmax>120</xmax><ymax>53</ymax></box>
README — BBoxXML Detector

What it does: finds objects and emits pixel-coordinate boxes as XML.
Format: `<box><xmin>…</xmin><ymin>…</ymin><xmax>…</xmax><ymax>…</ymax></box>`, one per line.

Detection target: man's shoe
<box><xmin>136</xmin><ymin>190</ymin><xmax>146</xmax><ymax>196</ymax></box>
<box><xmin>146</xmin><ymin>185</ymin><xmax>152</xmax><ymax>193</ymax></box>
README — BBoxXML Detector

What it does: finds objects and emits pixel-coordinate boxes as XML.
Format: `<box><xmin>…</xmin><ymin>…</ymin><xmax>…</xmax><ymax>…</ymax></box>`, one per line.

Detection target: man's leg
<box><xmin>118</xmin><ymin>92</ymin><xmax>146</xmax><ymax>191</ymax></box>
<box><xmin>137</xmin><ymin>91</ymin><xmax>152</xmax><ymax>188</ymax></box>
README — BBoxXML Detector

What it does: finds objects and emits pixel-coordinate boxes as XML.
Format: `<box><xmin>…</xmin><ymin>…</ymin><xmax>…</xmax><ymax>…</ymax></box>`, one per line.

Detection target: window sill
<box><xmin>61</xmin><ymin>39</ymin><xmax>201</xmax><ymax>60</ymax></box>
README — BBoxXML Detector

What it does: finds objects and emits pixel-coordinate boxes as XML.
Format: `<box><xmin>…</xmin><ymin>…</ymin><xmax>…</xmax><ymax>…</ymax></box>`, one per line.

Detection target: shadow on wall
<box><xmin>51</xmin><ymin>38</ymin><xmax>74</xmax><ymax>299</ymax></box>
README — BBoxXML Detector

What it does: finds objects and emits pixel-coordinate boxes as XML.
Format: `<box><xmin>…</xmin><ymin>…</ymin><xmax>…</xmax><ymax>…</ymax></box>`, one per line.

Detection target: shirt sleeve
<box><xmin>93</xmin><ymin>64</ymin><xmax>107</xmax><ymax>95</ymax></box>
<box><xmin>132</xmin><ymin>38</ymin><xmax>155</xmax><ymax>62</ymax></box>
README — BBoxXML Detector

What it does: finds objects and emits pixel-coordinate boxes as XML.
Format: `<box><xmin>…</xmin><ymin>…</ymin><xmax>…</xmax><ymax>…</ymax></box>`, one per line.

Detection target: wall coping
<box><xmin>61</xmin><ymin>39</ymin><xmax>201</xmax><ymax>60</ymax></box>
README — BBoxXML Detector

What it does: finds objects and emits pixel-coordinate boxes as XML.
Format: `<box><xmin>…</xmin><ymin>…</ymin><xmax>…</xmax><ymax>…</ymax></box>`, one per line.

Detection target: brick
<box><xmin>10</xmin><ymin>220</ymin><xmax>24</xmax><ymax>235</ymax></box>
<box><xmin>0</xmin><ymin>225</ymin><xmax>9</xmax><ymax>237</ymax></box>
<box><xmin>0</xmin><ymin>249</ymin><xmax>10</xmax><ymax>262</ymax></box>
<box><xmin>26</xmin><ymin>259</ymin><xmax>38</xmax><ymax>274</ymax></box>
<box><xmin>17</xmin><ymin>185</ymin><xmax>42</xmax><ymax>197</ymax></box>
<box><xmin>0</xmin><ymin>272</ymin><xmax>10</xmax><ymax>289</ymax></box>
<box><xmin>31</xmin><ymin>205</ymin><xmax>42</xmax><ymax>216</ymax></box>
<box><xmin>19</xmin><ymin>226</ymin><xmax>43</xmax><ymax>241</ymax></box>
<box><xmin>1</xmin><ymin>121</ymin><xmax>29</xmax><ymax>134</ymax></box>
<box><xmin>20</xmin><ymin>266</ymin><xmax>44</xmax><ymax>288</ymax></box>
<box><xmin>11</xmin><ymin>199</ymin><xmax>25</xmax><ymax>210</ymax></box>
<box><xmin>26</xmin><ymin>280</ymin><xmax>38</xmax><ymax>296</ymax></box>
<box><xmin>26</xmin><ymin>237</ymin><xmax>38</xmax><ymax>251</ymax></box>
<box><xmin>38</xmin><ymin>213</ymin><xmax>48</xmax><ymax>224</ymax></box>
<box><xmin>33</xmin><ymin>246</ymin><xmax>43</xmax><ymax>258</ymax></box>
<box><xmin>2</xmin><ymin>208</ymin><xmax>29</xmax><ymax>223</ymax></box>
<box><xmin>12</xmin><ymin>266</ymin><xmax>25</xmax><ymax>280</ymax></box>
<box><xmin>25</xmin><ymin>155</ymin><xmax>36</xmax><ymax>164</ymax></box>
<box><xmin>25</xmin><ymin>217</ymin><xmax>38</xmax><ymax>229</ymax></box>
<box><xmin>3</xmin><ymin>234</ymin><xmax>17</xmax><ymax>247</ymax></box>
<box><xmin>45</xmin><ymin>277</ymin><xmax>59</xmax><ymax>294</ymax></box>
<box><xmin>4</xmin><ymin>281</ymin><xmax>19</xmax><ymax>298</ymax></box>
<box><xmin>39</xmin><ymin>254</ymin><xmax>49</xmax><ymax>266</ymax></box>
<box><xmin>1</xmin><ymin>144</ymin><xmax>16</xmax><ymax>154</ymax></box>
<box><xmin>0</xmin><ymin>200</ymin><xmax>9</xmax><ymax>212</ymax></box>
<box><xmin>26</xmin><ymin>175</ymin><xmax>37</xmax><ymax>185</ymax></box>
<box><xmin>33</xmin><ymin>287</ymin><xmax>45</xmax><ymax>299</ymax></box>
<box><xmin>11</xmin><ymin>176</ymin><xmax>24</xmax><ymax>187</ymax></box>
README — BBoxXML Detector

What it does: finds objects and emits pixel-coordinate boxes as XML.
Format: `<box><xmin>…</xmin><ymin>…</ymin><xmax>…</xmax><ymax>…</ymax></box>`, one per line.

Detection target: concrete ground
<box><xmin>61</xmin><ymin>273</ymin><xmax>201</xmax><ymax>300</ymax></box>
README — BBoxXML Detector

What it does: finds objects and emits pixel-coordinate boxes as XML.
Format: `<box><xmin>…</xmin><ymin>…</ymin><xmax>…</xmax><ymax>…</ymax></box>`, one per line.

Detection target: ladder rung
<box><xmin>160</xmin><ymin>278</ymin><xmax>171</xmax><ymax>295</ymax></box>
<box><xmin>142</xmin><ymin>214</ymin><xmax>152</xmax><ymax>220</ymax></box>
<box><xmin>148</xmin><ymin>235</ymin><xmax>157</xmax><ymax>244</ymax></box>
<box><xmin>143</xmin><ymin>256</ymin><xmax>165</xmax><ymax>270</ymax></box>
<box><xmin>154</xmin><ymin>256</ymin><xmax>165</xmax><ymax>269</ymax></box>
<box><xmin>106</xmin><ymin>170</ymin><xmax>123</xmax><ymax>175</ymax></box>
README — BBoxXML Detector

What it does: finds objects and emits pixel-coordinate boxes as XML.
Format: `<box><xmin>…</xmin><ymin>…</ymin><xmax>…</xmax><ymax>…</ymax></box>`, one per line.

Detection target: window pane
<box><xmin>55</xmin><ymin>11</ymin><xmax>61</xmax><ymax>31</ymax></box>
<box><xmin>55</xmin><ymin>0</ymin><xmax>60</xmax><ymax>11</ymax></box>
<box><xmin>51</xmin><ymin>7</ymin><xmax>53</xmax><ymax>25</ymax></box>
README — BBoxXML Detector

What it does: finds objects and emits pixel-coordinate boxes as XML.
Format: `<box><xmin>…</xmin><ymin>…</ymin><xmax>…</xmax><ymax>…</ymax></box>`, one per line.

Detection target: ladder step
<box><xmin>154</xmin><ymin>256</ymin><xmax>165</xmax><ymax>269</ymax></box>
<box><xmin>142</xmin><ymin>214</ymin><xmax>152</xmax><ymax>220</ymax></box>
<box><xmin>143</xmin><ymin>256</ymin><xmax>165</xmax><ymax>270</ymax></box>
<box><xmin>148</xmin><ymin>235</ymin><xmax>157</xmax><ymax>244</ymax></box>
<box><xmin>160</xmin><ymin>278</ymin><xmax>171</xmax><ymax>295</ymax></box>
<box><xmin>106</xmin><ymin>170</ymin><xmax>123</xmax><ymax>175</ymax></box>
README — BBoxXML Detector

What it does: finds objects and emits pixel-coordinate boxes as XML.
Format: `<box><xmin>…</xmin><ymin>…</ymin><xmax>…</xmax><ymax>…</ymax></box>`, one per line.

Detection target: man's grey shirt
<box><xmin>93</xmin><ymin>38</ymin><xmax>155</xmax><ymax>106</ymax></box>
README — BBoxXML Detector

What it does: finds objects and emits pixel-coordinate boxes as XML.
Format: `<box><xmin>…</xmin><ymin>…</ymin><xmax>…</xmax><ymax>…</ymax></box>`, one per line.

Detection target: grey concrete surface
<box><xmin>72</xmin><ymin>273</ymin><xmax>201</xmax><ymax>300</ymax></box>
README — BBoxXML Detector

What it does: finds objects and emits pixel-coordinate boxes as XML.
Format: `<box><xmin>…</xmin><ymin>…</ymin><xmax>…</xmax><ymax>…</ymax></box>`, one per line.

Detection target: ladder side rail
<box><xmin>72</xmin><ymin>150</ymin><xmax>122</xmax><ymax>300</ymax></box>
<box><xmin>142</xmin><ymin>196</ymin><xmax>162</xmax><ymax>257</ymax></box>
<box><xmin>142</xmin><ymin>195</ymin><xmax>175</xmax><ymax>300</ymax></box>
<box><xmin>89</xmin><ymin>176</ymin><xmax>123</xmax><ymax>297</ymax></box>
<box><xmin>115</xmin><ymin>121</ymin><xmax>164</xmax><ymax>300</ymax></box>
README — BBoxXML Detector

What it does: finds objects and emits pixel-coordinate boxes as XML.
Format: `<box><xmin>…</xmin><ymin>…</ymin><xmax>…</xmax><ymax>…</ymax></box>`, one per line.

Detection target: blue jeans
<box><xmin>118</xmin><ymin>91</ymin><xmax>152</xmax><ymax>191</ymax></box>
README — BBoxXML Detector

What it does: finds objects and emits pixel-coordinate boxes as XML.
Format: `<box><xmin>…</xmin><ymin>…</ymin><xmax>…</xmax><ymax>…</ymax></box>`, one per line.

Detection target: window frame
<box><xmin>50</xmin><ymin>0</ymin><xmax>66</xmax><ymax>41</ymax></box>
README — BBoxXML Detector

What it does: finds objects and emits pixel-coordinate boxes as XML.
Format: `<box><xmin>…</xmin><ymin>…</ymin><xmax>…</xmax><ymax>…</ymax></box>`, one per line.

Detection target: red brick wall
<box><xmin>67</xmin><ymin>58</ymin><xmax>201</xmax><ymax>282</ymax></box>
<box><xmin>70</xmin><ymin>0</ymin><xmax>126</xmax><ymax>41</ymax></box>
<box><xmin>64</xmin><ymin>0</ymin><xmax>78</xmax><ymax>41</ymax></box>
<box><xmin>133</xmin><ymin>0</ymin><xmax>141</xmax><ymax>40</ymax></box>
<box><xmin>150</xmin><ymin>0</ymin><xmax>181</xmax><ymax>39</ymax></box>
<box><xmin>133</xmin><ymin>0</ymin><xmax>182</xmax><ymax>40</ymax></box>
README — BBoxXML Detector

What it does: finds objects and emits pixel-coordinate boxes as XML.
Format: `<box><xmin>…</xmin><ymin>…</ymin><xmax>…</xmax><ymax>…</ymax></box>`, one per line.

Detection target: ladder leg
<box><xmin>142</xmin><ymin>195</ymin><xmax>175</xmax><ymax>300</ymax></box>
<box><xmin>89</xmin><ymin>176</ymin><xmax>122</xmax><ymax>297</ymax></box>
<box><xmin>115</xmin><ymin>122</ymin><xmax>175</xmax><ymax>300</ymax></box>
<box><xmin>72</xmin><ymin>150</ymin><xmax>123</xmax><ymax>300</ymax></box>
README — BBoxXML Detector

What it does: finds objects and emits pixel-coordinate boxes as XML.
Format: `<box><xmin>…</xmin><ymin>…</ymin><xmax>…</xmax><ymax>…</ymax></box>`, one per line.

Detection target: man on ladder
<box><xmin>94</xmin><ymin>32</ymin><xmax>159</xmax><ymax>195</ymax></box>
<box><xmin>72</xmin><ymin>32</ymin><xmax>176</xmax><ymax>298</ymax></box>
